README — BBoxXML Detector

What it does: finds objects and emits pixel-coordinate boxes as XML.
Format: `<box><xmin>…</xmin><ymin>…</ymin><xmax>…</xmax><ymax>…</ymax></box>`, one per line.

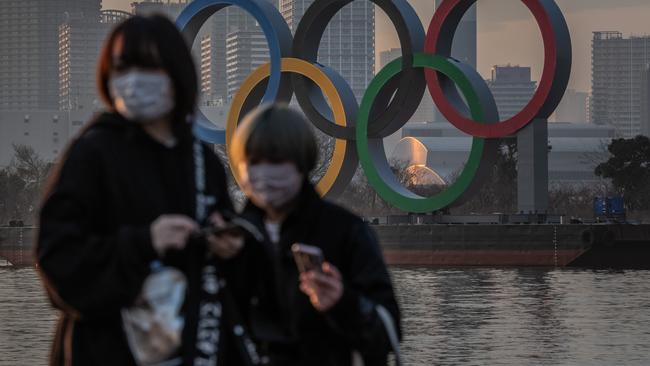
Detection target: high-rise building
<box><xmin>641</xmin><ymin>64</ymin><xmax>650</xmax><ymax>137</ymax></box>
<box><xmin>586</xmin><ymin>94</ymin><xmax>593</xmax><ymax>125</ymax></box>
<box><xmin>487</xmin><ymin>65</ymin><xmax>537</xmax><ymax>120</ymax></box>
<box><xmin>59</xmin><ymin>10</ymin><xmax>130</xmax><ymax>111</ymax></box>
<box><xmin>0</xmin><ymin>0</ymin><xmax>101</xmax><ymax>110</ymax></box>
<box><xmin>201</xmin><ymin>8</ymin><xmax>262</xmax><ymax>105</ymax></box>
<box><xmin>553</xmin><ymin>89</ymin><xmax>589</xmax><ymax>123</ymax></box>
<box><xmin>135</xmin><ymin>0</ymin><xmax>274</xmax><ymax>105</ymax></box>
<box><xmin>225</xmin><ymin>30</ymin><xmax>271</xmax><ymax>101</ymax></box>
<box><xmin>591</xmin><ymin>31</ymin><xmax>650</xmax><ymax>137</ymax></box>
<box><xmin>132</xmin><ymin>0</ymin><xmax>255</xmax><ymax>105</ymax></box>
<box><xmin>200</xmin><ymin>35</ymin><xmax>218</xmax><ymax>103</ymax></box>
<box><xmin>279</xmin><ymin>0</ymin><xmax>375</xmax><ymax>102</ymax></box>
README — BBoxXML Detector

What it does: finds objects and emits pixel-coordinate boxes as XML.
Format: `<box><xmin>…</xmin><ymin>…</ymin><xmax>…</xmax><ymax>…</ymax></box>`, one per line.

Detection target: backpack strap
<box><xmin>375</xmin><ymin>305</ymin><xmax>401</xmax><ymax>366</ymax></box>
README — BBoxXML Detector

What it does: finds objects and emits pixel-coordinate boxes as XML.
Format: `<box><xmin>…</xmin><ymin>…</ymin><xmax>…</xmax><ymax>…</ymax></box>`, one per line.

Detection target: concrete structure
<box><xmin>59</xmin><ymin>10</ymin><xmax>129</xmax><ymax>112</ymax></box>
<box><xmin>553</xmin><ymin>89</ymin><xmax>588</xmax><ymax>123</ymax></box>
<box><xmin>0</xmin><ymin>110</ymin><xmax>92</xmax><ymax>167</ymax></box>
<box><xmin>517</xmin><ymin>119</ymin><xmax>549</xmax><ymax>212</ymax></box>
<box><xmin>279</xmin><ymin>0</ymin><xmax>374</xmax><ymax>102</ymax></box>
<box><xmin>642</xmin><ymin>64</ymin><xmax>650</xmax><ymax>136</ymax></box>
<box><xmin>487</xmin><ymin>65</ymin><xmax>537</xmax><ymax>120</ymax></box>
<box><xmin>591</xmin><ymin>31</ymin><xmax>650</xmax><ymax>137</ymax></box>
<box><xmin>0</xmin><ymin>0</ymin><xmax>101</xmax><ymax>110</ymax></box>
<box><xmin>225</xmin><ymin>30</ymin><xmax>270</xmax><ymax>101</ymax></box>
<box><xmin>397</xmin><ymin>122</ymin><xmax>615</xmax><ymax>185</ymax></box>
<box><xmin>487</xmin><ymin>64</ymin><xmax>544</xmax><ymax>211</ymax></box>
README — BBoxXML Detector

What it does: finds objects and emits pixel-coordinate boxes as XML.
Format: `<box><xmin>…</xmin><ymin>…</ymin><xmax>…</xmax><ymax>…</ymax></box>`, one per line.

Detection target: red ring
<box><xmin>425</xmin><ymin>0</ymin><xmax>560</xmax><ymax>138</ymax></box>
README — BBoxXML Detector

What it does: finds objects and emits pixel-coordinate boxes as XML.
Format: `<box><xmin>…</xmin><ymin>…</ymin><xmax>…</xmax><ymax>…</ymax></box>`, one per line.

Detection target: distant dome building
<box><xmin>391</xmin><ymin>137</ymin><xmax>428</xmax><ymax>167</ymax></box>
<box><xmin>391</xmin><ymin>137</ymin><xmax>448</xmax><ymax>187</ymax></box>
<box><xmin>398</xmin><ymin>121</ymin><xmax>617</xmax><ymax>185</ymax></box>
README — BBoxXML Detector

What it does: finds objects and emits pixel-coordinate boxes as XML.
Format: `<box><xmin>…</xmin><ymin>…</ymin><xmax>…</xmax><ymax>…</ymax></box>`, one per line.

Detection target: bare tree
<box><xmin>0</xmin><ymin>145</ymin><xmax>52</xmax><ymax>225</ymax></box>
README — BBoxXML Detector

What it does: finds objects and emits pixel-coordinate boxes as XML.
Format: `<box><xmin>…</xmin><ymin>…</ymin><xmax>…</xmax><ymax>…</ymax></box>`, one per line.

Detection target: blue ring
<box><xmin>176</xmin><ymin>0</ymin><xmax>293</xmax><ymax>143</ymax></box>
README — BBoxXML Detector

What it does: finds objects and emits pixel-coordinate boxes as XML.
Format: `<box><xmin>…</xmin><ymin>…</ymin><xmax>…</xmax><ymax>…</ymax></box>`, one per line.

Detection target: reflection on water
<box><xmin>0</xmin><ymin>267</ymin><xmax>57</xmax><ymax>366</ymax></box>
<box><xmin>393</xmin><ymin>268</ymin><xmax>650</xmax><ymax>366</ymax></box>
<box><xmin>1</xmin><ymin>267</ymin><xmax>650</xmax><ymax>365</ymax></box>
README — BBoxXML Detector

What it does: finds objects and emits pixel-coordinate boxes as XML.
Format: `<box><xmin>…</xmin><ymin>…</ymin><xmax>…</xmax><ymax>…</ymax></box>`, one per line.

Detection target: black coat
<box><xmin>223</xmin><ymin>184</ymin><xmax>401</xmax><ymax>366</ymax></box>
<box><xmin>36</xmin><ymin>112</ymin><xmax>233</xmax><ymax>366</ymax></box>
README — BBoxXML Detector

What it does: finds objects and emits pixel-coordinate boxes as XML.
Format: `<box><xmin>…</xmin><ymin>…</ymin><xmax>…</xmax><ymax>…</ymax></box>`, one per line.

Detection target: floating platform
<box><xmin>376</xmin><ymin>223</ymin><xmax>650</xmax><ymax>269</ymax></box>
<box><xmin>2</xmin><ymin>224</ymin><xmax>649</xmax><ymax>269</ymax></box>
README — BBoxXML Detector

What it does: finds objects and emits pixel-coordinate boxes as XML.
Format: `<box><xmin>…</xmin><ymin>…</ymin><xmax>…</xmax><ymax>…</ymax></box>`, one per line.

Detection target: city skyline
<box><xmin>104</xmin><ymin>0</ymin><xmax>650</xmax><ymax>93</ymax></box>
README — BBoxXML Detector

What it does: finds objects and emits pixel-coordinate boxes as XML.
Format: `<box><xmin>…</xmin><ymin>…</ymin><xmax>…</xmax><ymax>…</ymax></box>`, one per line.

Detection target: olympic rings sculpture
<box><xmin>176</xmin><ymin>0</ymin><xmax>572</xmax><ymax>213</ymax></box>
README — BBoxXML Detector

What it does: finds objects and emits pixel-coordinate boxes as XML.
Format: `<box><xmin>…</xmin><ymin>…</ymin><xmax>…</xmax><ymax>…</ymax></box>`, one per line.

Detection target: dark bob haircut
<box><xmin>230</xmin><ymin>104</ymin><xmax>318</xmax><ymax>176</ymax></box>
<box><xmin>97</xmin><ymin>14</ymin><xmax>198</xmax><ymax>137</ymax></box>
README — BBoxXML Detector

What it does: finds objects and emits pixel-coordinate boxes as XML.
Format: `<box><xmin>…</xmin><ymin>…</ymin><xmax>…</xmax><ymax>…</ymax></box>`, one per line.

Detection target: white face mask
<box><xmin>110</xmin><ymin>71</ymin><xmax>174</xmax><ymax>122</ymax></box>
<box><xmin>241</xmin><ymin>162</ymin><xmax>304</xmax><ymax>211</ymax></box>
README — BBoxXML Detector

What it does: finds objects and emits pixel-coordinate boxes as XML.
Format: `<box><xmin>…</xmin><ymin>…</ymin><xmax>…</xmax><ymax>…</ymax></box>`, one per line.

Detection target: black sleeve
<box><xmin>326</xmin><ymin>221</ymin><xmax>401</xmax><ymax>359</ymax></box>
<box><xmin>203</xmin><ymin>144</ymin><xmax>234</xmax><ymax>214</ymax></box>
<box><xmin>37</xmin><ymin>137</ymin><xmax>158</xmax><ymax>319</ymax></box>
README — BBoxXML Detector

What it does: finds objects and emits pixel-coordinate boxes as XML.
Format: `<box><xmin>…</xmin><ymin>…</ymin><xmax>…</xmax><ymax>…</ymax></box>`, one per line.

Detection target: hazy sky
<box><xmin>103</xmin><ymin>0</ymin><xmax>650</xmax><ymax>91</ymax></box>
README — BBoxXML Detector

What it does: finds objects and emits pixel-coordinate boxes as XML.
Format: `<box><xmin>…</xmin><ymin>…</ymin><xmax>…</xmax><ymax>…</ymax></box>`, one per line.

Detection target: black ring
<box><xmin>292</xmin><ymin>0</ymin><xmax>426</xmax><ymax>139</ymax></box>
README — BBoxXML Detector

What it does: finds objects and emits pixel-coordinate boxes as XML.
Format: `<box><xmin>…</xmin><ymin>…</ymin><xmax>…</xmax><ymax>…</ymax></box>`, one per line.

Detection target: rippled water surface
<box><xmin>0</xmin><ymin>267</ymin><xmax>57</xmax><ymax>366</ymax></box>
<box><xmin>2</xmin><ymin>267</ymin><xmax>650</xmax><ymax>365</ymax></box>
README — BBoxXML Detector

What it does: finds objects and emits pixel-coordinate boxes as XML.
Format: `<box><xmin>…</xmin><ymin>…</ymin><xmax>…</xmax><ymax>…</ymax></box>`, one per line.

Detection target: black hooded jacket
<box><xmin>36</xmin><ymin>112</ymin><xmax>233</xmax><ymax>366</ymax></box>
<box><xmin>222</xmin><ymin>183</ymin><xmax>401</xmax><ymax>366</ymax></box>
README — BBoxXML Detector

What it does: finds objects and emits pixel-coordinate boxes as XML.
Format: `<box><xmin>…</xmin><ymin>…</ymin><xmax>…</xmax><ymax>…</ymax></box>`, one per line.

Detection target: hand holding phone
<box><xmin>202</xmin><ymin>212</ymin><xmax>249</xmax><ymax>260</ymax></box>
<box><xmin>291</xmin><ymin>243</ymin><xmax>324</xmax><ymax>273</ymax></box>
<box><xmin>296</xmin><ymin>252</ymin><xmax>344</xmax><ymax>312</ymax></box>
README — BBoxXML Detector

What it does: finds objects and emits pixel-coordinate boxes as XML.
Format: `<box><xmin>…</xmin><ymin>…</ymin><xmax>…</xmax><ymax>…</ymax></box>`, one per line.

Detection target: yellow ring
<box><xmin>226</xmin><ymin>57</ymin><xmax>348</xmax><ymax>196</ymax></box>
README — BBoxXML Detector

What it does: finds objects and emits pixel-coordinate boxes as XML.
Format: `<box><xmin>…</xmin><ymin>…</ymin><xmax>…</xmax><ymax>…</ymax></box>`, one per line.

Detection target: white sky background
<box><xmin>103</xmin><ymin>0</ymin><xmax>650</xmax><ymax>92</ymax></box>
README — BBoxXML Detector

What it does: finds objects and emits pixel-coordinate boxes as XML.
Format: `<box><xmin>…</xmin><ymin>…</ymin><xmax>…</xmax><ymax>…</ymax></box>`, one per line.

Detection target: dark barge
<box><xmin>376</xmin><ymin>223</ymin><xmax>650</xmax><ymax>269</ymax></box>
<box><xmin>2</xmin><ymin>224</ymin><xmax>650</xmax><ymax>269</ymax></box>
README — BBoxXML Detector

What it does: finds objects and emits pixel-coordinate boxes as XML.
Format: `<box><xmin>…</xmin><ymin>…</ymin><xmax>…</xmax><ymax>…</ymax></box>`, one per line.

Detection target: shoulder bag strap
<box><xmin>375</xmin><ymin>305</ymin><xmax>401</xmax><ymax>366</ymax></box>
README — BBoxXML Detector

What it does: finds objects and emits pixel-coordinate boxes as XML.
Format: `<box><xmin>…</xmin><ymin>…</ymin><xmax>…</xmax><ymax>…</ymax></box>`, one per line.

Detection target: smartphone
<box><xmin>291</xmin><ymin>243</ymin><xmax>324</xmax><ymax>273</ymax></box>
<box><xmin>197</xmin><ymin>216</ymin><xmax>264</xmax><ymax>242</ymax></box>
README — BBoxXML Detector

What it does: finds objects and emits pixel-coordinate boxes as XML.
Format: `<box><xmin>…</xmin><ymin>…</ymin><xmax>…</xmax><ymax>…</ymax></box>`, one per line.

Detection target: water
<box><xmin>0</xmin><ymin>267</ymin><xmax>57</xmax><ymax>366</ymax></box>
<box><xmin>2</xmin><ymin>267</ymin><xmax>650</xmax><ymax>365</ymax></box>
<box><xmin>393</xmin><ymin>268</ymin><xmax>650</xmax><ymax>366</ymax></box>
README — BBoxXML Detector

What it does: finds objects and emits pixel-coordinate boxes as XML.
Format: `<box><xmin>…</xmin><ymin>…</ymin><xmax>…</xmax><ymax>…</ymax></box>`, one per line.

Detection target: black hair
<box><xmin>235</xmin><ymin>104</ymin><xmax>318</xmax><ymax>175</ymax></box>
<box><xmin>97</xmin><ymin>14</ymin><xmax>198</xmax><ymax>140</ymax></box>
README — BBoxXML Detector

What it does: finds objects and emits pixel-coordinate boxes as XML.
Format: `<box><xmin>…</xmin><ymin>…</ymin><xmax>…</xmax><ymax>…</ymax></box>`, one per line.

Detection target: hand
<box><xmin>299</xmin><ymin>262</ymin><xmax>343</xmax><ymax>312</ymax></box>
<box><xmin>150</xmin><ymin>215</ymin><xmax>198</xmax><ymax>257</ymax></box>
<box><xmin>206</xmin><ymin>212</ymin><xmax>244</xmax><ymax>259</ymax></box>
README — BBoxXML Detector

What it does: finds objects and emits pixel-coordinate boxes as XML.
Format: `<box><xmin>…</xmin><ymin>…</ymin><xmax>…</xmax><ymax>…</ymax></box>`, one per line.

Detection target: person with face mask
<box><xmin>222</xmin><ymin>104</ymin><xmax>401</xmax><ymax>366</ymax></box>
<box><xmin>36</xmin><ymin>15</ymin><xmax>245</xmax><ymax>366</ymax></box>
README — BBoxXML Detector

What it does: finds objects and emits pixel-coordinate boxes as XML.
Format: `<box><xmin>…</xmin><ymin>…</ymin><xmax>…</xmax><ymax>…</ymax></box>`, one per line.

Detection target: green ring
<box><xmin>356</xmin><ymin>53</ymin><xmax>490</xmax><ymax>213</ymax></box>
